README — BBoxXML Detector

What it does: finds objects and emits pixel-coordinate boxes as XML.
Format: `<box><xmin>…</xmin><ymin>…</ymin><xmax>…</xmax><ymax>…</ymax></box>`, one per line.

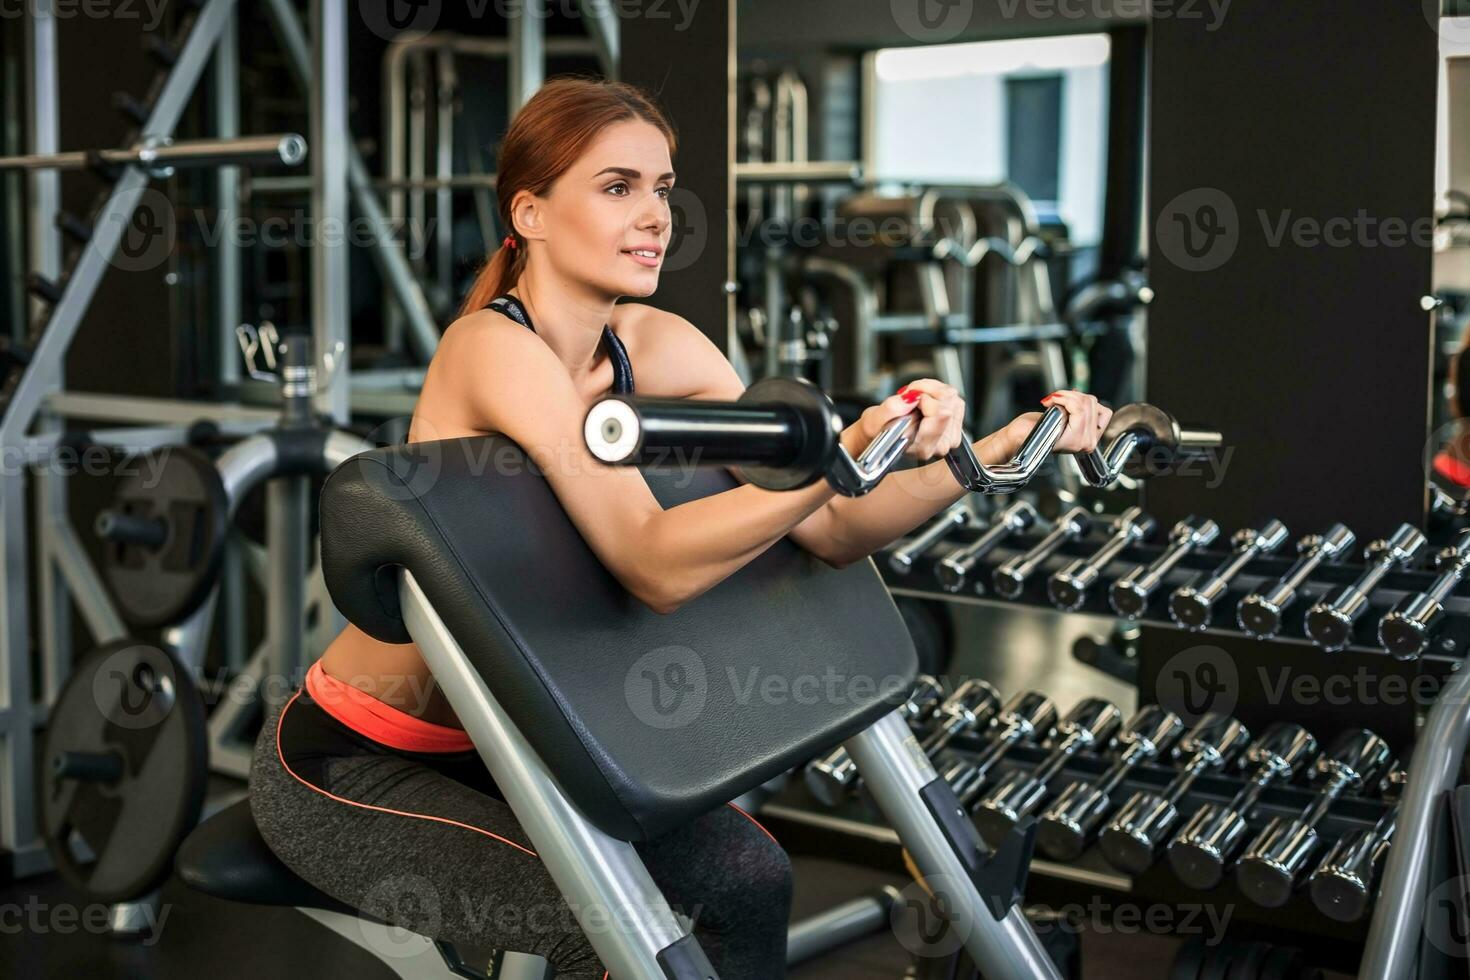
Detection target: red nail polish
<box><xmin>901</xmin><ymin>389</ymin><xmax>922</xmax><ymax>404</ymax></box>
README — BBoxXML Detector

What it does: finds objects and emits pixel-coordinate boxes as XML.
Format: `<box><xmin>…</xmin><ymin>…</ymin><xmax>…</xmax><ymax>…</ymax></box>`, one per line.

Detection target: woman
<box><xmin>250</xmin><ymin>76</ymin><xmax>1110</xmax><ymax>978</ymax></box>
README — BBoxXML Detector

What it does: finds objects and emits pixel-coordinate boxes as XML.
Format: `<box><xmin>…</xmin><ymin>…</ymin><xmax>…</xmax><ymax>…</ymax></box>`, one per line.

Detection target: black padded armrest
<box><xmin>319</xmin><ymin>438</ymin><xmax>918</xmax><ymax>840</ymax></box>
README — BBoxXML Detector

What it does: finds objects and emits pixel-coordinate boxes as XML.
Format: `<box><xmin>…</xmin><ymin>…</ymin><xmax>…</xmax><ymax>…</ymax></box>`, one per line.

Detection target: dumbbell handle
<box><xmin>1126</xmin><ymin>521</ymin><xmax>1218</xmax><ymax>593</ymax></box>
<box><xmin>1420</xmin><ymin>532</ymin><xmax>1470</xmax><ymax>604</ymax></box>
<box><xmin>1253</xmin><ymin>525</ymin><xmax>1356</xmax><ymax>610</ymax></box>
<box><xmin>995</xmin><ymin>507</ymin><xmax>1092</xmax><ymax>596</ymax></box>
<box><xmin>94</xmin><ymin>509</ymin><xmax>168</xmax><ymax>548</ymax></box>
<box><xmin>1191</xmin><ymin>521</ymin><xmax>1290</xmax><ymax>606</ymax></box>
<box><xmin>1090</xmin><ymin>737</ymin><xmax>1172</xmax><ymax>801</ymax></box>
<box><xmin>889</xmin><ymin>503</ymin><xmax>969</xmax><ymax>574</ymax></box>
<box><xmin>1329</xmin><ymin>525</ymin><xmax>1428</xmax><ymax>612</ymax></box>
<box><xmin>937</xmin><ymin>501</ymin><xmax>1036</xmax><ymax>591</ymax></box>
<box><xmin>1050</xmin><ymin>507</ymin><xmax>1154</xmax><ymax>608</ymax></box>
<box><xmin>1297</xmin><ymin>771</ymin><xmax>1357</xmax><ymax>831</ymax></box>
<box><xmin>917</xmin><ymin>681</ymin><xmax>999</xmax><ymax>755</ymax></box>
<box><xmin>1030</xmin><ymin>717</ymin><xmax>1117</xmax><ymax>788</ymax></box>
<box><xmin>955</xmin><ymin>728</ymin><xmax>1027</xmax><ymax>808</ymax></box>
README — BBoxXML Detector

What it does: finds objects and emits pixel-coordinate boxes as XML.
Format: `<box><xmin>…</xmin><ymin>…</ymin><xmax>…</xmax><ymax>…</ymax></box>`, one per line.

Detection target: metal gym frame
<box><xmin>1</xmin><ymin>0</ymin><xmax>593</xmax><ymax>880</ymax></box>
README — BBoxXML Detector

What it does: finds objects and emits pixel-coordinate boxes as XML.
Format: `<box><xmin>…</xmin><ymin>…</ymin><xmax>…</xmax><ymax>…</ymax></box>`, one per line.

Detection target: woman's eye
<box><xmin>607</xmin><ymin>182</ymin><xmax>629</xmax><ymax>196</ymax></box>
<box><xmin>656</xmin><ymin>186</ymin><xmax>672</xmax><ymax>199</ymax></box>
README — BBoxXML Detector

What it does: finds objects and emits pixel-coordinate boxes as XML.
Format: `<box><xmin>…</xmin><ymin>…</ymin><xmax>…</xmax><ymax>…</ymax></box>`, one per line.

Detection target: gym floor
<box><xmin>2</xmin><ymin>602</ymin><xmax>1334</xmax><ymax>980</ymax></box>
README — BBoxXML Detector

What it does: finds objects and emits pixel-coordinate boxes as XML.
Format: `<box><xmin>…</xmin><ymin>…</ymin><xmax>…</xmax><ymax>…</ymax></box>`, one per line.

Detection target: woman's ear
<box><xmin>510</xmin><ymin>191</ymin><xmax>543</xmax><ymax>242</ymax></box>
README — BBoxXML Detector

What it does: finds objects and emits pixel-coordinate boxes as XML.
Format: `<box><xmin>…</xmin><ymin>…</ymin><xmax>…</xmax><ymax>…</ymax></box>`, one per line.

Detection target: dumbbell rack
<box><xmin>764</xmin><ymin>718</ymin><xmax>1397</xmax><ymax>950</ymax></box>
<box><xmin>879</xmin><ymin>525</ymin><xmax>1470</xmax><ymax>672</ymax></box>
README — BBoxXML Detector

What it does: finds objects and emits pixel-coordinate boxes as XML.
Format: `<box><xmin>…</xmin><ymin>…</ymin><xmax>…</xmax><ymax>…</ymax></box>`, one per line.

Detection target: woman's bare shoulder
<box><xmin>610</xmin><ymin>302</ymin><xmax>744</xmax><ymax>398</ymax></box>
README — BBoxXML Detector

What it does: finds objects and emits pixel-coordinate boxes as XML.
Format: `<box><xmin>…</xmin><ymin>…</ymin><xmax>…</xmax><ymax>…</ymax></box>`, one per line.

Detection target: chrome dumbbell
<box><xmin>1237</xmin><ymin>524</ymin><xmax>1356</xmax><ymax>640</ymax></box>
<box><xmin>1169</xmin><ymin>520</ymin><xmax>1289</xmax><ymax>632</ymax></box>
<box><xmin>1166</xmin><ymin>722</ymin><xmax>1318</xmax><ymax>889</ymax></box>
<box><xmin>1307</xmin><ymin>768</ymin><xmax>1404</xmax><ymax>923</ymax></box>
<box><xmin>1235</xmin><ymin>729</ymin><xmax>1393</xmax><ymax>907</ymax></box>
<box><xmin>1048</xmin><ymin>506</ymin><xmax>1157</xmax><ymax>612</ymax></box>
<box><xmin>1035</xmin><ymin>705</ymin><xmax>1183</xmax><ymax>860</ymax></box>
<box><xmin>1096</xmin><ymin>714</ymin><xmax>1252</xmax><ymax>875</ymax></box>
<box><xmin>1378</xmin><ymin>528</ymin><xmax>1470</xmax><ymax>660</ymax></box>
<box><xmin>805</xmin><ymin>674</ymin><xmax>946</xmax><ymax>806</ymax></box>
<box><xmin>973</xmin><ymin>697</ymin><xmax>1123</xmax><ymax>847</ymax></box>
<box><xmin>936</xmin><ymin>500</ymin><xmax>1038</xmax><ymax>593</ymax></box>
<box><xmin>889</xmin><ymin>501</ymin><xmax>972</xmax><ymax>575</ymax></box>
<box><xmin>993</xmin><ymin>506</ymin><xmax>1094</xmax><ymax>600</ymax></box>
<box><xmin>948</xmin><ymin>691</ymin><xmax>1060</xmax><ymax>809</ymax></box>
<box><xmin>1305</xmin><ymin>524</ymin><xmax>1427</xmax><ymax>652</ymax></box>
<box><xmin>917</xmin><ymin>679</ymin><xmax>1002</xmax><ymax>757</ymax></box>
<box><xmin>1109</xmin><ymin>517</ymin><xmax>1221</xmax><ymax>618</ymax></box>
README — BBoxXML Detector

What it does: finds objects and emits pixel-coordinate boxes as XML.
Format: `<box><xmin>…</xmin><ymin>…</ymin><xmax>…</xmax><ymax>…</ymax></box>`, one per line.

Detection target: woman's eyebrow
<box><xmin>592</xmin><ymin>166</ymin><xmax>677</xmax><ymax>181</ymax></box>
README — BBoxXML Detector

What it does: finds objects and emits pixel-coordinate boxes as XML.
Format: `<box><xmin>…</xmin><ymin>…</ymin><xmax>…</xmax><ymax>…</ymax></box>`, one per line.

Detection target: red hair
<box><xmin>458</xmin><ymin>76</ymin><xmax>677</xmax><ymax>318</ymax></box>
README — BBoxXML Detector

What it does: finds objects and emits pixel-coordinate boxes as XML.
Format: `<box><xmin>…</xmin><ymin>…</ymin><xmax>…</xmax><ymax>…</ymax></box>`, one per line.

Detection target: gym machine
<box><xmin>175</xmin><ymin>380</ymin><xmax>1216</xmax><ymax>977</ymax></box>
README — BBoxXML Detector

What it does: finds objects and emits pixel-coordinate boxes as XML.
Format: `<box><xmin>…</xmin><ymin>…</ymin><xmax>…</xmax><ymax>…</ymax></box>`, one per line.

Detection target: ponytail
<box><xmin>459</xmin><ymin>236</ymin><xmax>527</xmax><ymax>317</ymax></box>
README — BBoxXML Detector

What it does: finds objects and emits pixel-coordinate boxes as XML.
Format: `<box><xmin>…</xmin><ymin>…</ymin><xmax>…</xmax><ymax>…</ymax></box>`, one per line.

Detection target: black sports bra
<box><xmin>486</xmin><ymin>294</ymin><xmax>635</xmax><ymax>395</ymax></box>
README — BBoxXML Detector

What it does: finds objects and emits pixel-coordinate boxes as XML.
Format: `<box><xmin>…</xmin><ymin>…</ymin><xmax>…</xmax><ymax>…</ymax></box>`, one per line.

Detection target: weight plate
<box><xmin>40</xmin><ymin>640</ymin><xmax>207</xmax><ymax>903</ymax></box>
<box><xmin>1103</xmin><ymin>403</ymin><xmax>1182</xmax><ymax>479</ymax></box>
<box><xmin>99</xmin><ymin>445</ymin><xmax>229</xmax><ymax>627</ymax></box>
<box><xmin>733</xmin><ymin>377</ymin><xmax>841</xmax><ymax>491</ymax></box>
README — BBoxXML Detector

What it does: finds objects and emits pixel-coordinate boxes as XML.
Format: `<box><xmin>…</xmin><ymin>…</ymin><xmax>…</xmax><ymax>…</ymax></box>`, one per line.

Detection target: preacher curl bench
<box><xmin>175</xmin><ymin>392</ymin><xmax>1071</xmax><ymax>977</ymax></box>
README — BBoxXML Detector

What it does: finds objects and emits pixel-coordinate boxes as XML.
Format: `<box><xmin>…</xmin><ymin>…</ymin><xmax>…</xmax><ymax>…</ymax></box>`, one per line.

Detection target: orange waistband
<box><xmin>304</xmin><ymin>661</ymin><xmax>475</xmax><ymax>754</ymax></box>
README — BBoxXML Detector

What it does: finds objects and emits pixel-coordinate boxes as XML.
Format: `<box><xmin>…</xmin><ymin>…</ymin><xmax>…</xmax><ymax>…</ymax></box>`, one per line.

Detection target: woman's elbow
<box><xmin>625</xmin><ymin>569</ymin><xmax>686</xmax><ymax>616</ymax></box>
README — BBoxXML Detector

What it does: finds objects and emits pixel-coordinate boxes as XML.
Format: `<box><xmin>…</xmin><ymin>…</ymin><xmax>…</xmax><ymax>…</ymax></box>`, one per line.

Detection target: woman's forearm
<box><xmin>819</xmin><ymin>427</ymin><xmax>1022</xmax><ymax>566</ymax></box>
<box><xmin>637</xmin><ymin>475</ymin><xmax>836</xmax><ymax>610</ymax></box>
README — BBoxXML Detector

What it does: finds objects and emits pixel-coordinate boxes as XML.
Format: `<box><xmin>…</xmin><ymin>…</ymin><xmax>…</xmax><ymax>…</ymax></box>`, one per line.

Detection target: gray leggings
<box><xmin>249</xmin><ymin>691</ymin><xmax>793</xmax><ymax>978</ymax></box>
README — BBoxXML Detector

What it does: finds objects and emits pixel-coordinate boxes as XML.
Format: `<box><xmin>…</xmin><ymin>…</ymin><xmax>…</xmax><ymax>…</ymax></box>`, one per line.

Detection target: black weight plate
<box><xmin>40</xmin><ymin>640</ymin><xmax>207</xmax><ymax>902</ymax></box>
<box><xmin>100</xmin><ymin>445</ymin><xmax>228</xmax><ymax>627</ymax></box>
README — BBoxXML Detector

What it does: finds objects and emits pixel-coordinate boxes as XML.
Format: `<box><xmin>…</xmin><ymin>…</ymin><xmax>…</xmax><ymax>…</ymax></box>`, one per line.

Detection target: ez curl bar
<box><xmin>584</xmin><ymin>377</ymin><xmax>1221</xmax><ymax>496</ymax></box>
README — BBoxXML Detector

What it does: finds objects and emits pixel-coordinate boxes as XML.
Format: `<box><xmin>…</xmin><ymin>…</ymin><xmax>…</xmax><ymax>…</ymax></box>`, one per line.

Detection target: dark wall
<box><xmin>1140</xmin><ymin>1</ymin><xmax>1440</xmax><ymax>753</ymax></box>
<box><xmin>622</xmin><ymin>0</ymin><xmax>734</xmax><ymax>347</ymax></box>
<box><xmin>1143</xmin><ymin>1</ymin><xmax>1438</xmax><ymax>542</ymax></box>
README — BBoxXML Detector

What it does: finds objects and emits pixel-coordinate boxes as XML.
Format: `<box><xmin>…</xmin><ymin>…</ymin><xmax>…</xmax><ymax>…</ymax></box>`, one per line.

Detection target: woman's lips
<box><xmin>623</xmin><ymin>249</ymin><xmax>661</xmax><ymax>268</ymax></box>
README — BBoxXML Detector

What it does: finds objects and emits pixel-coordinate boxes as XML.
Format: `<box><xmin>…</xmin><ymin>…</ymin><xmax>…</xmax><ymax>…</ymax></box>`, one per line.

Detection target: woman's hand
<box><xmin>856</xmin><ymin>379</ymin><xmax>966</xmax><ymax>461</ymax></box>
<box><xmin>1002</xmin><ymin>389</ymin><xmax>1113</xmax><ymax>457</ymax></box>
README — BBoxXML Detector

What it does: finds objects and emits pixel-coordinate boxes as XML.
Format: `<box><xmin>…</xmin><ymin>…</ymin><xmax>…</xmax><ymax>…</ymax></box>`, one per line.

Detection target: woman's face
<box><xmin>526</xmin><ymin>119</ymin><xmax>674</xmax><ymax>300</ymax></box>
